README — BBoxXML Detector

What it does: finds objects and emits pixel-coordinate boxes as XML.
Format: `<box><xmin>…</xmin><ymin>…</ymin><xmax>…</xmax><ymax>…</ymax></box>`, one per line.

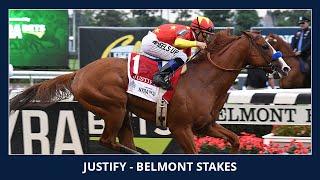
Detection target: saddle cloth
<box><xmin>126</xmin><ymin>52</ymin><xmax>182</xmax><ymax>103</ymax></box>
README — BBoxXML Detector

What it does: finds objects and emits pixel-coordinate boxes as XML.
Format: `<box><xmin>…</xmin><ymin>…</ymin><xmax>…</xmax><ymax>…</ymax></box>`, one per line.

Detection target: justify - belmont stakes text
<box><xmin>81</xmin><ymin>161</ymin><xmax>237</xmax><ymax>174</ymax></box>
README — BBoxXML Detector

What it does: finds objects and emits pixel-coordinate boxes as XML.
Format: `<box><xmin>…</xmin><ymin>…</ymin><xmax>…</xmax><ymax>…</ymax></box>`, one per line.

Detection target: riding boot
<box><xmin>153</xmin><ymin>58</ymin><xmax>184</xmax><ymax>90</ymax></box>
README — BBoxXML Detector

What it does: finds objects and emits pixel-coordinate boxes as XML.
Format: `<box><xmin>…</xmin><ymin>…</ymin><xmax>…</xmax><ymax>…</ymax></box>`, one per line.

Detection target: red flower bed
<box><xmin>194</xmin><ymin>132</ymin><xmax>311</xmax><ymax>154</ymax></box>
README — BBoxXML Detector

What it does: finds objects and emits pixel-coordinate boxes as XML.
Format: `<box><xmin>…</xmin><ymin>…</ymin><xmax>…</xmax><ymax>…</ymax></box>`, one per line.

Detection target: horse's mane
<box><xmin>191</xmin><ymin>30</ymin><xmax>240</xmax><ymax>63</ymax></box>
<box><xmin>207</xmin><ymin>30</ymin><xmax>240</xmax><ymax>55</ymax></box>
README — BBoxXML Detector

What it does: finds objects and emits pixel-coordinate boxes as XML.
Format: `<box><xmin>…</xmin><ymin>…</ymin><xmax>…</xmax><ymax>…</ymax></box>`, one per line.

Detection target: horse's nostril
<box><xmin>283</xmin><ymin>67</ymin><xmax>290</xmax><ymax>72</ymax></box>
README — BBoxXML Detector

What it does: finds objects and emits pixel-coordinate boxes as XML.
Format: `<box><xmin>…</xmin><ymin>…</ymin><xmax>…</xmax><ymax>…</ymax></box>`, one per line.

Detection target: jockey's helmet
<box><xmin>190</xmin><ymin>16</ymin><xmax>214</xmax><ymax>34</ymax></box>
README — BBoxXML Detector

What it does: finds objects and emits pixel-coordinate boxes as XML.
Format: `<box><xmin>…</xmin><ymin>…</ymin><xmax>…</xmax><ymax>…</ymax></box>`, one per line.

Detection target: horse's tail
<box><xmin>10</xmin><ymin>72</ymin><xmax>77</xmax><ymax>111</ymax></box>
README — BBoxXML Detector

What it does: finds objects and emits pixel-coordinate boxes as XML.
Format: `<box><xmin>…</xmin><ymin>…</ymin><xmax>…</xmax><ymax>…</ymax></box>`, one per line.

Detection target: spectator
<box><xmin>291</xmin><ymin>16</ymin><xmax>311</xmax><ymax>73</ymax></box>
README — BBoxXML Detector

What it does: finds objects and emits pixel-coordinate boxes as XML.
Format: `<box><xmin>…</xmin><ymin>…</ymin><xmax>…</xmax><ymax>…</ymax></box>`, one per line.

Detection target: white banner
<box><xmin>217</xmin><ymin>104</ymin><xmax>311</xmax><ymax>125</ymax></box>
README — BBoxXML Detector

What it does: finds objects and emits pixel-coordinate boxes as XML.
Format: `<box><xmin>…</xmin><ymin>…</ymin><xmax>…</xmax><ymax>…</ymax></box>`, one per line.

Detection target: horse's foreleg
<box><xmin>206</xmin><ymin>123</ymin><xmax>240</xmax><ymax>154</ymax></box>
<box><xmin>170</xmin><ymin>127</ymin><xmax>197</xmax><ymax>154</ymax></box>
<box><xmin>118</xmin><ymin>112</ymin><xmax>136</xmax><ymax>151</ymax></box>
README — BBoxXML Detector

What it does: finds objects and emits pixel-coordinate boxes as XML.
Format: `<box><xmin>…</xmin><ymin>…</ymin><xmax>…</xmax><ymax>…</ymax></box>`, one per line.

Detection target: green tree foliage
<box><xmin>77</xmin><ymin>10</ymin><xmax>96</xmax><ymax>26</ymax></box>
<box><xmin>130</xmin><ymin>10</ymin><xmax>168</xmax><ymax>27</ymax></box>
<box><xmin>174</xmin><ymin>10</ymin><xmax>192</xmax><ymax>25</ymax></box>
<box><xmin>93</xmin><ymin>10</ymin><xmax>128</xmax><ymax>26</ymax></box>
<box><xmin>201</xmin><ymin>10</ymin><xmax>234</xmax><ymax>27</ymax></box>
<box><xmin>234</xmin><ymin>10</ymin><xmax>260</xmax><ymax>35</ymax></box>
<box><xmin>270</xmin><ymin>10</ymin><xmax>311</xmax><ymax>26</ymax></box>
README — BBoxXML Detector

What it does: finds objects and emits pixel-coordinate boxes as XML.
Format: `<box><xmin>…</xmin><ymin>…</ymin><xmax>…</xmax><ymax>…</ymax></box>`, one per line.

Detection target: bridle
<box><xmin>206</xmin><ymin>52</ymin><xmax>242</xmax><ymax>72</ymax></box>
<box><xmin>205</xmin><ymin>32</ymin><xmax>275</xmax><ymax>72</ymax></box>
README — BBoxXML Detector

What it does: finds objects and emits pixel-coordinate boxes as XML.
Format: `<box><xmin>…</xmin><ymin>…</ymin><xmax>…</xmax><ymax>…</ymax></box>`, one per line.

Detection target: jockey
<box><xmin>141</xmin><ymin>16</ymin><xmax>215</xmax><ymax>90</ymax></box>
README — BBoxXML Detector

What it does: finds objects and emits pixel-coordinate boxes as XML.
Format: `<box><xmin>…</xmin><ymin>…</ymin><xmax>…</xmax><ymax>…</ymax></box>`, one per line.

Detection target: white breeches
<box><xmin>141</xmin><ymin>31</ymin><xmax>188</xmax><ymax>62</ymax></box>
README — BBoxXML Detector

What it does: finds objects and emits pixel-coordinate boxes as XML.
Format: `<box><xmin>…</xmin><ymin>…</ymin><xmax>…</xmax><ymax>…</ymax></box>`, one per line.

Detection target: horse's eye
<box><xmin>262</xmin><ymin>44</ymin><xmax>269</xmax><ymax>50</ymax></box>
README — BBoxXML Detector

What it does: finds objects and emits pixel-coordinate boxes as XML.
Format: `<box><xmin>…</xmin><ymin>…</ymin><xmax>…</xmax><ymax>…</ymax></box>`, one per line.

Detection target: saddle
<box><xmin>126</xmin><ymin>52</ymin><xmax>185</xmax><ymax>128</ymax></box>
<box><xmin>126</xmin><ymin>52</ymin><xmax>184</xmax><ymax>103</ymax></box>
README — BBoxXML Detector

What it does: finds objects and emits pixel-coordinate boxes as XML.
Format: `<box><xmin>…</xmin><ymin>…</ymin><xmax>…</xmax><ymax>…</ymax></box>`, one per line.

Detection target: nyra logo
<box><xmin>9</xmin><ymin>110</ymin><xmax>83</xmax><ymax>154</ymax></box>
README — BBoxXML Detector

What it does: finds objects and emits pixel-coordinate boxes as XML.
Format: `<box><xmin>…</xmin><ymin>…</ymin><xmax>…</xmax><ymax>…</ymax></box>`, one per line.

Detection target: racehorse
<box><xmin>10</xmin><ymin>30</ymin><xmax>290</xmax><ymax>154</ymax></box>
<box><xmin>266</xmin><ymin>33</ymin><xmax>311</xmax><ymax>88</ymax></box>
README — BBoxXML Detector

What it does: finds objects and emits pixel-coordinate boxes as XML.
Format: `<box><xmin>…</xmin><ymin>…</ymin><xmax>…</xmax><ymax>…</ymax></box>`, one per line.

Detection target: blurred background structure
<box><xmin>9</xmin><ymin>9</ymin><xmax>311</xmax><ymax>91</ymax></box>
<box><xmin>68</xmin><ymin>9</ymin><xmax>311</xmax><ymax>57</ymax></box>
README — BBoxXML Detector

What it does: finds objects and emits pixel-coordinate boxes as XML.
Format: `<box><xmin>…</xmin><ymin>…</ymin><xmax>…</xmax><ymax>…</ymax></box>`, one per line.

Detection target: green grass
<box><xmin>90</xmin><ymin>137</ymin><xmax>172</xmax><ymax>154</ymax></box>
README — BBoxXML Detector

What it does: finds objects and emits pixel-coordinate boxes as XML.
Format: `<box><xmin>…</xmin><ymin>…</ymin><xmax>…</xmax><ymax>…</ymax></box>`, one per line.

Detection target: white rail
<box><xmin>10</xmin><ymin>70</ymin><xmax>73</xmax><ymax>78</ymax></box>
<box><xmin>10</xmin><ymin>71</ymin><xmax>74</xmax><ymax>85</ymax></box>
<box><xmin>10</xmin><ymin>70</ymin><xmax>247</xmax><ymax>79</ymax></box>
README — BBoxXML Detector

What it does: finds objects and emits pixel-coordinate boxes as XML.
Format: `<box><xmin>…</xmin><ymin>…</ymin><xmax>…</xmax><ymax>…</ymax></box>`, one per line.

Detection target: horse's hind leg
<box><xmin>76</xmin><ymin>96</ymin><xmax>138</xmax><ymax>154</ymax></box>
<box><xmin>205</xmin><ymin>123</ymin><xmax>240</xmax><ymax>154</ymax></box>
<box><xmin>99</xmin><ymin>106</ymin><xmax>139</xmax><ymax>154</ymax></box>
<box><xmin>118</xmin><ymin>112</ymin><xmax>136</xmax><ymax>151</ymax></box>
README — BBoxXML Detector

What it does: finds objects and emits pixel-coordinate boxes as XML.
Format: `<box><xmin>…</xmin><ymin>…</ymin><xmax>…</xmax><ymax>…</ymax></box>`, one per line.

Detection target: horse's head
<box><xmin>242</xmin><ymin>31</ymin><xmax>291</xmax><ymax>77</ymax></box>
<box><xmin>265</xmin><ymin>33</ymin><xmax>310</xmax><ymax>88</ymax></box>
<box><xmin>265</xmin><ymin>33</ymin><xmax>281</xmax><ymax>49</ymax></box>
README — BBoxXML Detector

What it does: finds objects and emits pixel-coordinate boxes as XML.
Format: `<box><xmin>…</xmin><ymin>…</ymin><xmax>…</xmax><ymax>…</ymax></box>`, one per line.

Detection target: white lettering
<box><xmin>9</xmin><ymin>24</ymin><xmax>23</xmax><ymax>39</ymax></box>
<box><xmin>22</xmin><ymin>110</ymin><xmax>50</xmax><ymax>154</ymax></box>
<box><xmin>137</xmin><ymin>162</ymin><xmax>144</xmax><ymax>171</ymax></box>
<box><xmin>9</xmin><ymin>110</ymin><xmax>20</xmax><ymax>154</ymax></box>
<box><xmin>139</xmin><ymin>119</ymin><xmax>147</xmax><ymax>135</ymax></box>
<box><xmin>135</xmin><ymin>162</ymin><xmax>193</xmax><ymax>171</ymax></box>
<box><xmin>196</xmin><ymin>162</ymin><xmax>237</xmax><ymax>171</ymax></box>
<box><xmin>54</xmin><ymin>111</ymin><xmax>83</xmax><ymax>154</ymax></box>
<box><xmin>82</xmin><ymin>162</ymin><xmax>127</xmax><ymax>174</ymax></box>
<box><xmin>88</xmin><ymin>112</ymin><xmax>104</xmax><ymax>135</ymax></box>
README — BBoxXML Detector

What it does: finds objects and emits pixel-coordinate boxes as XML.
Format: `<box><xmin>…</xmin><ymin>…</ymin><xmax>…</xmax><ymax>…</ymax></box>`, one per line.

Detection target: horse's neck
<box><xmin>284</xmin><ymin>56</ymin><xmax>299</xmax><ymax>69</ymax></box>
<box><xmin>213</xmin><ymin>37</ymin><xmax>248</xmax><ymax>70</ymax></box>
<box><xmin>277</xmin><ymin>40</ymin><xmax>299</xmax><ymax>67</ymax></box>
<box><xmin>276</xmin><ymin>39</ymin><xmax>295</xmax><ymax>57</ymax></box>
<box><xmin>276</xmin><ymin>39</ymin><xmax>302</xmax><ymax>84</ymax></box>
<box><xmin>188</xmin><ymin>37</ymin><xmax>248</xmax><ymax>93</ymax></box>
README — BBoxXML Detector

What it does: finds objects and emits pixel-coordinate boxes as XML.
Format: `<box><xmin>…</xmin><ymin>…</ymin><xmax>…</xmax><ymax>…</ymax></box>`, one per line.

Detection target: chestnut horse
<box><xmin>266</xmin><ymin>33</ymin><xmax>311</xmax><ymax>88</ymax></box>
<box><xmin>10</xmin><ymin>30</ymin><xmax>290</xmax><ymax>154</ymax></box>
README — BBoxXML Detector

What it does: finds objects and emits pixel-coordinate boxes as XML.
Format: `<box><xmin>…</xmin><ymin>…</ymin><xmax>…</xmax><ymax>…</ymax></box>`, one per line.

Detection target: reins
<box><xmin>207</xmin><ymin>33</ymin><xmax>254</xmax><ymax>72</ymax></box>
<box><xmin>185</xmin><ymin>31</ymin><xmax>276</xmax><ymax>73</ymax></box>
<box><xmin>204</xmin><ymin>32</ymin><xmax>271</xmax><ymax>72</ymax></box>
<box><xmin>206</xmin><ymin>52</ymin><xmax>242</xmax><ymax>72</ymax></box>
